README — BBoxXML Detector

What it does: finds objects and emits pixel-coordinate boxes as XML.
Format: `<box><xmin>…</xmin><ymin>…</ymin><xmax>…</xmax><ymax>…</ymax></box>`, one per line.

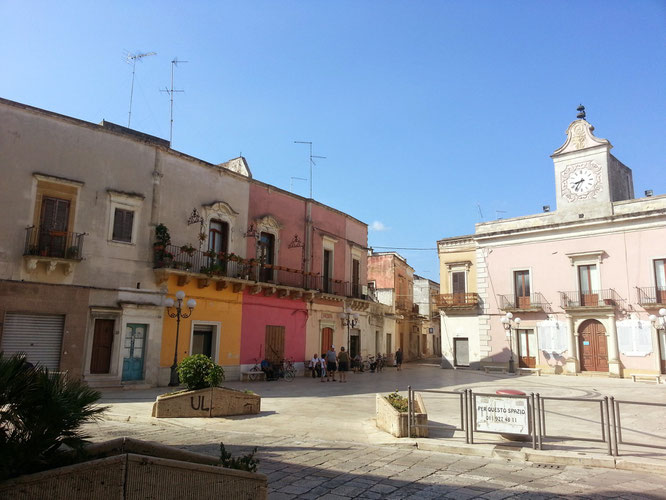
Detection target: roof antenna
<box><xmin>125</xmin><ymin>50</ymin><xmax>157</xmax><ymax>128</ymax></box>
<box><xmin>476</xmin><ymin>203</ymin><xmax>484</xmax><ymax>221</ymax></box>
<box><xmin>161</xmin><ymin>57</ymin><xmax>188</xmax><ymax>145</ymax></box>
<box><xmin>294</xmin><ymin>141</ymin><xmax>326</xmax><ymax>199</ymax></box>
<box><xmin>290</xmin><ymin>176</ymin><xmax>307</xmax><ymax>192</ymax></box>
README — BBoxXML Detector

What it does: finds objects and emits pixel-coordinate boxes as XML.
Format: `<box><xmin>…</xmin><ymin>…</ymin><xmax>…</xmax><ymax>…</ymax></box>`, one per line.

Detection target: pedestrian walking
<box><xmin>318</xmin><ymin>354</ymin><xmax>327</xmax><ymax>382</ymax></box>
<box><xmin>395</xmin><ymin>347</ymin><xmax>403</xmax><ymax>371</ymax></box>
<box><xmin>337</xmin><ymin>346</ymin><xmax>350</xmax><ymax>382</ymax></box>
<box><xmin>325</xmin><ymin>345</ymin><xmax>337</xmax><ymax>381</ymax></box>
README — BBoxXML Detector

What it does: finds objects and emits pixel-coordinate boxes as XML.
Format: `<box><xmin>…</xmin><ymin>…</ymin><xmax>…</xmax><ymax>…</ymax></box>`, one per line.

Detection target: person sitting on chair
<box><xmin>261</xmin><ymin>358</ymin><xmax>275</xmax><ymax>381</ymax></box>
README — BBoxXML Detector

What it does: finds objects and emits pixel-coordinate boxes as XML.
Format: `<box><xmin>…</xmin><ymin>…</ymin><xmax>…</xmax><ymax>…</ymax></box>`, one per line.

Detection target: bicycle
<box><xmin>247</xmin><ymin>358</ymin><xmax>263</xmax><ymax>382</ymax></box>
<box><xmin>282</xmin><ymin>358</ymin><xmax>296</xmax><ymax>382</ymax></box>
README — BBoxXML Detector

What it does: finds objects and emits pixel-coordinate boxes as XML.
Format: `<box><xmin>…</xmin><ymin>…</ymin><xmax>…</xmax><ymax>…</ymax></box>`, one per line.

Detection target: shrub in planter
<box><xmin>177</xmin><ymin>354</ymin><xmax>225</xmax><ymax>391</ymax></box>
<box><xmin>0</xmin><ymin>353</ymin><xmax>107</xmax><ymax>481</ymax></box>
<box><xmin>386</xmin><ymin>390</ymin><xmax>408</xmax><ymax>412</ymax></box>
<box><xmin>219</xmin><ymin>443</ymin><xmax>259</xmax><ymax>473</ymax></box>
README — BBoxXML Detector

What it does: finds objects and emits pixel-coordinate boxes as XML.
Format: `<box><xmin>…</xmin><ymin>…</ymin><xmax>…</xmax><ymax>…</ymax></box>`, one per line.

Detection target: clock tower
<box><xmin>551</xmin><ymin>106</ymin><xmax>634</xmax><ymax>218</ymax></box>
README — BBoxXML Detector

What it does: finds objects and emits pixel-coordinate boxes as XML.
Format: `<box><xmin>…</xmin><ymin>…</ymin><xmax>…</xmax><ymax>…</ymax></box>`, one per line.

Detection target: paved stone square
<box><xmin>86</xmin><ymin>361</ymin><xmax>666</xmax><ymax>498</ymax></box>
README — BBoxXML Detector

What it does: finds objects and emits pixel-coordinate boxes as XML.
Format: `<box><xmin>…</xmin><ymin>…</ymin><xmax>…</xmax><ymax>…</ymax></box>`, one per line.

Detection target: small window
<box><xmin>112</xmin><ymin>208</ymin><xmax>134</xmax><ymax>242</ymax></box>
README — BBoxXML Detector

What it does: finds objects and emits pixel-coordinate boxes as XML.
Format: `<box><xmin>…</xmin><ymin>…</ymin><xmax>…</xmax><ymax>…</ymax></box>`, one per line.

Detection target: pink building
<box><xmin>439</xmin><ymin>107</ymin><xmax>666</xmax><ymax>378</ymax></box>
<box><xmin>240</xmin><ymin>181</ymin><xmax>372</xmax><ymax>372</ymax></box>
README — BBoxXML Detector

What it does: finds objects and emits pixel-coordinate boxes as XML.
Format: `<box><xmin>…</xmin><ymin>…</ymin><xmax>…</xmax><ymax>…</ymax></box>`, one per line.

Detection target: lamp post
<box><xmin>500</xmin><ymin>312</ymin><xmax>521</xmax><ymax>374</ymax></box>
<box><xmin>339</xmin><ymin>306</ymin><xmax>359</xmax><ymax>356</ymax></box>
<box><xmin>165</xmin><ymin>290</ymin><xmax>196</xmax><ymax>386</ymax></box>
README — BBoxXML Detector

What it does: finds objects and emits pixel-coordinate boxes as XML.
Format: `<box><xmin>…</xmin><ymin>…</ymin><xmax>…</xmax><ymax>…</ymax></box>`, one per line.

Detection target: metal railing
<box><xmin>497</xmin><ymin>292</ymin><xmax>550</xmax><ymax>311</ymax></box>
<box><xmin>434</xmin><ymin>293</ymin><xmax>480</xmax><ymax>308</ymax></box>
<box><xmin>155</xmin><ymin>244</ymin><xmax>363</xmax><ymax>298</ymax></box>
<box><xmin>23</xmin><ymin>226</ymin><xmax>85</xmax><ymax>260</ymax></box>
<box><xmin>559</xmin><ymin>289</ymin><xmax>625</xmax><ymax>309</ymax></box>
<box><xmin>406</xmin><ymin>387</ymin><xmax>666</xmax><ymax>457</ymax></box>
<box><xmin>636</xmin><ymin>286</ymin><xmax>666</xmax><ymax>306</ymax></box>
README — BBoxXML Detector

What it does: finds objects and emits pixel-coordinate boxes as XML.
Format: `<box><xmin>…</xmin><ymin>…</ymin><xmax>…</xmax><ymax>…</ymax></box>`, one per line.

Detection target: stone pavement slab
<box><xmin>87</xmin><ymin>360</ymin><xmax>666</xmax><ymax>498</ymax></box>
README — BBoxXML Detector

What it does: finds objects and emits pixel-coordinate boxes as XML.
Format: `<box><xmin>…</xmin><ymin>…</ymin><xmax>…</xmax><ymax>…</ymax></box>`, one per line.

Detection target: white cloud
<box><xmin>370</xmin><ymin>221</ymin><xmax>390</xmax><ymax>232</ymax></box>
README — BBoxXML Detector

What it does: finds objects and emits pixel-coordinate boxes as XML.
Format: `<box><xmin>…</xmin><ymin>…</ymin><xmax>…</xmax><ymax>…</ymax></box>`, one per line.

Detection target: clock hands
<box><xmin>572</xmin><ymin>179</ymin><xmax>584</xmax><ymax>192</ymax></box>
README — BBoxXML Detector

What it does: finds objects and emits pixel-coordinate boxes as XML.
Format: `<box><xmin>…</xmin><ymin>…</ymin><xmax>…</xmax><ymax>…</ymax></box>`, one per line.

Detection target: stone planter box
<box><xmin>152</xmin><ymin>387</ymin><xmax>260</xmax><ymax>418</ymax></box>
<box><xmin>0</xmin><ymin>437</ymin><xmax>268</xmax><ymax>499</ymax></box>
<box><xmin>375</xmin><ymin>392</ymin><xmax>428</xmax><ymax>437</ymax></box>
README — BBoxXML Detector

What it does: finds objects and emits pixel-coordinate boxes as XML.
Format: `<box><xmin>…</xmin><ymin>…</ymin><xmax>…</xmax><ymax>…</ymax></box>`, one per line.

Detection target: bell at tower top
<box><xmin>576</xmin><ymin>104</ymin><xmax>586</xmax><ymax>120</ymax></box>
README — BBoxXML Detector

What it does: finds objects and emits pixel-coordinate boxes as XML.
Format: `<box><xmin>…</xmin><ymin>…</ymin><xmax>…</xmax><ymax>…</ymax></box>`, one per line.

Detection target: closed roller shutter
<box><xmin>1</xmin><ymin>313</ymin><xmax>65</xmax><ymax>371</ymax></box>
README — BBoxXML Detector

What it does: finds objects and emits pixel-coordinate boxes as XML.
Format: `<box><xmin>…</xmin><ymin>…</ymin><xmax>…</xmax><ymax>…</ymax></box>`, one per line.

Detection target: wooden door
<box><xmin>579</xmin><ymin>265</ymin><xmax>598</xmax><ymax>306</ymax></box>
<box><xmin>452</xmin><ymin>271</ymin><xmax>465</xmax><ymax>304</ymax></box>
<box><xmin>655</xmin><ymin>259</ymin><xmax>666</xmax><ymax>304</ymax></box>
<box><xmin>454</xmin><ymin>338</ymin><xmax>469</xmax><ymax>366</ymax></box>
<box><xmin>578</xmin><ymin>320</ymin><xmax>608</xmax><ymax>372</ymax></box>
<box><xmin>39</xmin><ymin>197</ymin><xmax>70</xmax><ymax>257</ymax></box>
<box><xmin>518</xmin><ymin>329</ymin><xmax>536</xmax><ymax>368</ymax></box>
<box><xmin>321</xmin><ymin>327</ymin><xmax>333</xmax><ymax>356</ymax></box>
<box><xmin>514</xmin><ymin>270</ymin><xmax>531</xmax><ymax>308</ymax></box>
<box><xmin>265</xmin><ymin>325</ymin><xmax>285</xmax><ymax>363</ymax></box>
<box><xmin>122</xmin><ymin>323</ymin><xmax>146</xmax><ymax>381</ymax></box>
<box><xmin>90</xmin><ymin>319</ymin><xmax>114</xmax><ymax>374</ymax></box>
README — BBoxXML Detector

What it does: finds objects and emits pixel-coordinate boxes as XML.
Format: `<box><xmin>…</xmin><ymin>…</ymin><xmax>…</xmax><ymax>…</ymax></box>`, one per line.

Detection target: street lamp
<box><xmin>649</xmin><ymin>308</ymin><xmax>666</xmax><ymax>331</ymax></box>
<box><xmin>339</xmin><ymin>306</ymin><xmax>359</xmax><ymax>356</ymax></box>
<box><xmin>500</xmin><ymin>312</ymin><xmax>521</xmax><ymax>374</ymax></box>
<box><xmin>165</xmin><ymin>290</ymin><xmax>196</xmax><ymax>386</ymax></box>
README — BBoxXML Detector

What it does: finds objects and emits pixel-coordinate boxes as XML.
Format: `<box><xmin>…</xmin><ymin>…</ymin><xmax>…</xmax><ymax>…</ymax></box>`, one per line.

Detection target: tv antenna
<box><xmin>495</xmin><ymin>210</ymin><xmax>507</xmax><ymax>220</ymax></box>
<box><xmin>161</xmin><ymin>57</ymin><xmax>188</xmax><ymax>145</ymax></box>
<box><xmin>294</xmin><ymin>141</ymin><xmax>326</xmax><ymax>199</ymax></box>
<box><xmin>125</xmin><ymin>50</ymin><xmax>157</xmax><ymax>128</ymax></box>
<box><xmin>476</xmin><ymin>203</ymin><xmax>484</xmax><ymax>221</ymax></box>
<box><xmin>290</xmin><ymin>176</ymin><xmax>307</xmax><ymax>192</ymax></box>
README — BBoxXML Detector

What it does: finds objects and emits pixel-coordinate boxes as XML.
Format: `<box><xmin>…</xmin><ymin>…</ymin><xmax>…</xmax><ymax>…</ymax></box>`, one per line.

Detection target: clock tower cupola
<box><xmin>551</xmin><ymin>105</ymin><xmax>634</xmax><ymax>218</ymax></box>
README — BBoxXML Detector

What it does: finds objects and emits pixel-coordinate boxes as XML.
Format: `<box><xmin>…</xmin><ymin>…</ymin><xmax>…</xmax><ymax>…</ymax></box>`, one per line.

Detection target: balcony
<box><xmin>435</xmin><ymin>293</ymin><xmax>480</xmax><ymax>311</ymax></box>
<box><xmin>636</xmin><ymin>286</ymin><xmax>666</xmax><ymax>308</ymax></box>
<box><xmin>154</xmin><ymin>244</ymin><xmax>366</xmax><ymax>303</ymax></box>
<box><xmin>23</xmin><ymin>226</ymin><xmax>84</xmax><ymax>275</ymax></box>
<box><xmin>559</xmin><ymin>289</ymin><xmax>625</xmax><ymax>309</ymax></box>
<box><xmin>498</xmin><ymin>292</ymin><xmax>550</xmax><ymax>313</ymax></box>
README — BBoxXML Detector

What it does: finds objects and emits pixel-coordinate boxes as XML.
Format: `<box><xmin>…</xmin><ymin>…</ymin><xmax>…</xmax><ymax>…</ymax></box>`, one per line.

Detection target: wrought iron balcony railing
<box><xmin>154</xmin><ymin>244</ymin><xmax>362</xmax><ymax>299</ymax></box>
<box><xmin>498</xmin><ymin>292</ymin><xmax>550</xmax><ymax>312</ymax></box>
<box><xmin>636</xmin><ymin>286</ymin><xmax>666</xmax><ymax>306</ymax></box>
<box><xmin>23</xmin><ymin>226</ymin><xmax>84</xmax><ymax>260</ymax></box>
<box><xmin>559</xmin><ymin>289</ymin><xmax>625</xmax><ymax>309</ymax></box>
<box><xmin>435</xmin><ymin>293</ymin><xmax>480</xmax><ymax>309</ymax></box>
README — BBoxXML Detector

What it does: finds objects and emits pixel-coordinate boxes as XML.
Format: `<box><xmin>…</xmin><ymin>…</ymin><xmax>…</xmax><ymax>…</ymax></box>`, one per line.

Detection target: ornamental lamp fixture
<box><xmin>339</xmin><ymin>306</ymin><xmax>360</xmax><ymax>356</ymax></box>
<box><xmin>500</xmin><ymin>312</ymin><xmax>521</xmax><ymax>374</ymax></box>
<box><xmin>649</xmin><ymin>308</ymin><xmax>666</xmax><ymax>330</ymax></box>
<box><xmin>165</xmin><ymin>290</ymin><xmax>196</xmax><ymax>386</ymax></box>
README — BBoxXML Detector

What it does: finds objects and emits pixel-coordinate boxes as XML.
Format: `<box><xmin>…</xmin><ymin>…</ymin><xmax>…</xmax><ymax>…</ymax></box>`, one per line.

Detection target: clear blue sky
<box><xmin>2</xmin><ymin>1</ymin><xmax>664</xmax><ymax>281</ymax></box>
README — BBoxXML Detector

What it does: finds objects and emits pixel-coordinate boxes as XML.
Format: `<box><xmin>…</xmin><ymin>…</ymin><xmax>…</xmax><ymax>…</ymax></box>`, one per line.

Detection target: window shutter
<box><xmin>113</xmin><ymin>208</ymin><xmax>134</xmax><ymax>242</ymax></box>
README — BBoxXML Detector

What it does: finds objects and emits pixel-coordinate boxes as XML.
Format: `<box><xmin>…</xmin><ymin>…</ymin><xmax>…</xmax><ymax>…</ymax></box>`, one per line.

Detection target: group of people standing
<box><xmin>309</xmin><ymin>345</ymin><xmax>351</xmax><ymax>382</ymax></box>
<box><xmin>309</xmin><ymin>346</ymin><xmax>404</xmax><ymax>381</ymax></box>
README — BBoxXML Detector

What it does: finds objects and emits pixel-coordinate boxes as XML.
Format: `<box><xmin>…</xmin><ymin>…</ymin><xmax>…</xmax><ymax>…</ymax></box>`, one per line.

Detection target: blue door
<box><xmin>122</xmin><ymin>323</ymin><xmax>147</xmax><ymax>381</ymax></box>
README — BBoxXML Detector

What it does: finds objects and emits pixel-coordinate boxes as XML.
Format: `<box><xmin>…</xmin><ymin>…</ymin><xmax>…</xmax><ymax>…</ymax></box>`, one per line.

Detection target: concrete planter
<box><xmin>0</xmin><ymin>437</ymin><xmax>268</xmax><ymax>499</ymax></box>
<box><xmin>151</xmin><ymin>387</ymin><xmax>261</xmax><ymax>418</ymax></box>
<box><xmin>375</xmin><ymin>392</ymin><xmax>429</xmax><ymax>438</ymax></box>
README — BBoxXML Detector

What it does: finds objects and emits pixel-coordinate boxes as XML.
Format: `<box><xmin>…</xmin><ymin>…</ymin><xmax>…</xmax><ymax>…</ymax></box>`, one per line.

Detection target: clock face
<box><xmin>567</xmin><ymin>167</ymin><xmax>596</xmax><ymax>194</ymax></box>
<box><xmin>560</xmin><ymin>161</ymin><xmax>602</xmax><ymax>202</ymax></box>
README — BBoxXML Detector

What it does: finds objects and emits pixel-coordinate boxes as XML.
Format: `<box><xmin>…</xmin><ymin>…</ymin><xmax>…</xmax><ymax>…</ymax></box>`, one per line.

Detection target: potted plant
<box><xmin>375</xmin><ymin>390</ymin><xmax>428</xmax><ymax>437</ymax></box>
<box><xmin>180</xmin><ymin>244</ymin><xmax>196</xmax><ymax>255</ymax></box>
<box><xmin>152</xmin><ymin>355</ymin><xmax>261</xmax><ymax>418</ymax></box>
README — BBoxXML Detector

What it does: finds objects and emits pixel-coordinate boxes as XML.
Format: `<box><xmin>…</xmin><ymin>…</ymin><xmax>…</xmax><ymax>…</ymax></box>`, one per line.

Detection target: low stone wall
<box><xmin>375</xmin><ymin>392</ymin><xmax>428</xmax><ymax>438</ymax></box>
<box><xmin>0</xmin><ymin>438</ymin><xmax>268</xmax><ymax>499</ymax></box>
<box><xmin>152</xmin><ymin>387</ymin><xmax>261</xmax><ymax>418</ymax></box>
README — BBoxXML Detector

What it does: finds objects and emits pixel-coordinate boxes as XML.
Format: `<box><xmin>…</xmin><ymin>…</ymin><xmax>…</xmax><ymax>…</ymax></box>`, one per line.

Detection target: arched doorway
<box><xmin>578</xmin><ymin>319</ymin><xmax>608</xmax><ymax>372</ymax></box>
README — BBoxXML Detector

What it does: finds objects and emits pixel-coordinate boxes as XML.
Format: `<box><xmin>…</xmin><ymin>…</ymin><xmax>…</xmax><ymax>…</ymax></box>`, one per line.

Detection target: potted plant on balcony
<box><xmin>180</xmin><ymin>244</ymin><xmax>196</xmax><ymax>256</ymax></box>
<box><xmin>65</xmin><ymin>246</ymin><xmax>79</xmax><ymax>259</ymax></box>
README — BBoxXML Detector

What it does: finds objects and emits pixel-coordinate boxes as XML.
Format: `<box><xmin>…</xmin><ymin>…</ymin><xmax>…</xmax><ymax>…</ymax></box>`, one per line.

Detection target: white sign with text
<box><xmin>475</xmin><ymin>395</ymin><xmax>530</xmax><ymax>435</ymax></box>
